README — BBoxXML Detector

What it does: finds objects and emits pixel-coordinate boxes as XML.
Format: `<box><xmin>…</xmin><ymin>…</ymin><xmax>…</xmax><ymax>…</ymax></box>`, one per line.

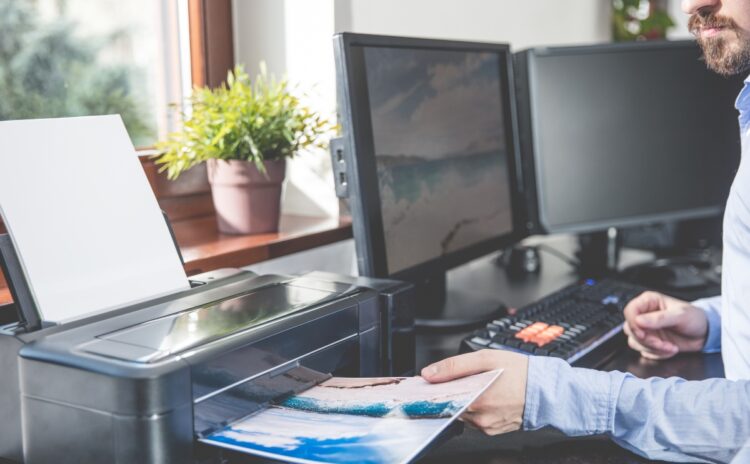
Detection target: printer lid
<box><xmin>88</xmin><ymin>282</ymin><xmax>342</xmax><ymax>363</ymax></box>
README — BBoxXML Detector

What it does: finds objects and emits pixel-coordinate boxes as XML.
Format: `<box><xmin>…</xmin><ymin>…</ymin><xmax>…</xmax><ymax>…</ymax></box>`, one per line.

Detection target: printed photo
<box><xmin>201</xmin><ymin>369</ymin><xmax>502</xmax><ymax>464</ymax></box>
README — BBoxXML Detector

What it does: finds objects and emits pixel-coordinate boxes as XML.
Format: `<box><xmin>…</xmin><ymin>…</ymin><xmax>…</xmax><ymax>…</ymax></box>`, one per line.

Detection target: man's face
<box><xmin>683</xmin><ymin>0</ymin><xmax>750</xmax><ymax>75</ymax></box>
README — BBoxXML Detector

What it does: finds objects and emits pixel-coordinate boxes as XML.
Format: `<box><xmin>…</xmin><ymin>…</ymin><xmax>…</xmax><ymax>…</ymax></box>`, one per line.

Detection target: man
<box><xmin>422</xmin><ymin>1</ymin><xmax>750</xmax><ymax>462</ymax></box>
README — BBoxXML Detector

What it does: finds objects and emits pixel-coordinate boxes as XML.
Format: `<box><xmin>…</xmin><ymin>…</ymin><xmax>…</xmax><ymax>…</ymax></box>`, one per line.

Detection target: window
<box><xmin>0</xmin><ymin>0</ymin><xmax>192</xmax><ymax>147</ymax></box>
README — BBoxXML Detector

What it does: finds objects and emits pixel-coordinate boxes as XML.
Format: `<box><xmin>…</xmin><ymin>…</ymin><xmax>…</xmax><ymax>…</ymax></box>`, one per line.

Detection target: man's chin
<box><xmin>698</xmin><ymin>38</ymin><xmax>750</xmax><ymax>76</ymax></box>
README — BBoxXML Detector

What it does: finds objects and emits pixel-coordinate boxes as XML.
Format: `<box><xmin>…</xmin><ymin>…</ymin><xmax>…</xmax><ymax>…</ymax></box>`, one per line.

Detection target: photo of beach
<box><xmin>201</xmin><ymin>370</ymin><xmax>501</xmax><ymax>464</ymax></box>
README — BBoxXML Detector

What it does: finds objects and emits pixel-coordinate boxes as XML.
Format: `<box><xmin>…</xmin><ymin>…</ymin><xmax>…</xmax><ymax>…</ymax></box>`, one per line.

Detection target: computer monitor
<box><xmin>515</xmin><ymin>41</ymin><xmax>743</xmax><ymax>239</ymax></box>
<box><xmin>333</xmin><ymin>33</ymin><xmax>524</xmax><ymax>327</ymax></box>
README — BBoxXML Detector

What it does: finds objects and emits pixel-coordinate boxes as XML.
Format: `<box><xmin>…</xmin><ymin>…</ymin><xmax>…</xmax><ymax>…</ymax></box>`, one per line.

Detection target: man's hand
<box><xmin>421</xmin><ymin>350</ymin><xmax>528</xmax><ymax>436</ymax></box>
<box><xmin>623</xmin><ymin>291</ymin><xmax>709</xmax><ymax>360</ymax></box>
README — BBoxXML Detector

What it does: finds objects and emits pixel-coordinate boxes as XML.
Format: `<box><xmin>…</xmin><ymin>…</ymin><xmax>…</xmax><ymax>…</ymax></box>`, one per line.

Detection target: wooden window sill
<box><xmin>177</xmin><ymin>214</ymin><xmax>353</xmax><ymax>275</ymax></box>
<box><xmin>0</xmin><ymin>214</ymin><xmax>352</xmax><ymax>308</ymax></box>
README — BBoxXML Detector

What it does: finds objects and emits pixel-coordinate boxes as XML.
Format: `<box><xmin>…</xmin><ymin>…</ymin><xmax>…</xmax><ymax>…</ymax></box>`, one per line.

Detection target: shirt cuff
<box><xmin>692</xmin><ymin>297</ymin><xmax>722</xmax><ymax>353</ymax></box>
<box><xmin>523</xmin><ymin>356</ymin><xmax>627</xmax><ymax>436</ymax></box>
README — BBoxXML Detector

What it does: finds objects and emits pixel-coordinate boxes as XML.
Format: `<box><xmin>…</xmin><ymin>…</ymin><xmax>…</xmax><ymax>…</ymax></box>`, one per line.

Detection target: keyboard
<box><xmin>461</xmin><ymin>279</ymin><xmax>647</xmax><ymax>366</ymax></box>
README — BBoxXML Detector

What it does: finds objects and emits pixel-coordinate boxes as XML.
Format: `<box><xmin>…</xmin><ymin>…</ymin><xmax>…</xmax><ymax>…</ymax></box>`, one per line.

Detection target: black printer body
<box><xmin>0</xmin><ymin>268</ymin><xmax>414</xmax><ymax>463</ymax></box>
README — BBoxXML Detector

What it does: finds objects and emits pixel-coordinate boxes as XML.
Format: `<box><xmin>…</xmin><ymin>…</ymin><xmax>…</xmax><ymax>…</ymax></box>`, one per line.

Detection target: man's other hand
<box><xmin>421</xmin><ymin>350</ymin><xmax>529</xmax><ymax>436</ymax></box>
<box><xmin>623</xmin><ymin>291</ymin><xmax>709</xmax><ymax>360</ymax></box>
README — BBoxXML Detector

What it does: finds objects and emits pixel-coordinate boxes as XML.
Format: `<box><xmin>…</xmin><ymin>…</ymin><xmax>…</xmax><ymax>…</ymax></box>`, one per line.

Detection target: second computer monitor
<box><xmin>515</xmin><ymin>41</ymin><xmax>744</xmax><ymax>235</ymax></box>
<box><xmin>334</xmin><ymin>33</ymin><xmax>523</xmax><ymax>279</ymax></box>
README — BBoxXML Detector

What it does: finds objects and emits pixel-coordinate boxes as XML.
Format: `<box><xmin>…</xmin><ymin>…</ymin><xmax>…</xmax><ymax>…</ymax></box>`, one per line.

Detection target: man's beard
<box><xmin>689</xmin><ymin>12</ymin><xmax>750</xmax><ymax>76</ymax></box>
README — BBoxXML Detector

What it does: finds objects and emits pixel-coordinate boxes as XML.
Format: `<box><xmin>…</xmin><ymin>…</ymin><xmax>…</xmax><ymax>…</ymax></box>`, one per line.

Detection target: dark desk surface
<box><xmin>417</xmin><ymin>237</ymin><xmax>724</xmax><ymax>464</ymax></box>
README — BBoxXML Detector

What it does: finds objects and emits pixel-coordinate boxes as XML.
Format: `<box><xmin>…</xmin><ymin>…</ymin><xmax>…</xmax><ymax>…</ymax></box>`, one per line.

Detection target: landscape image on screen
<box><xmin>363</xmin><ymin>46</ymin><xmax>513</xmax><ymax>274</ymax></box>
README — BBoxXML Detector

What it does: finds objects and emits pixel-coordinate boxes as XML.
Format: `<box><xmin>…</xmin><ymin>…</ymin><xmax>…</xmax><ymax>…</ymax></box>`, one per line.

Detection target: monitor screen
<box><xmin>335</xmin><ymin>34</ymin><xmax>520</xmax><ymax>278</ymax></box>
<box><xmin>522</xmin><ymin>41</ymin><xmax>743</xmax><ymax>234</ymax></box>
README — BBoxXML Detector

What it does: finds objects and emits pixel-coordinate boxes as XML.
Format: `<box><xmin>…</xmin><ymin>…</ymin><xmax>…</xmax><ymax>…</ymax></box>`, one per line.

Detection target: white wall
<box><xmin>335</xmin><ymin>0</ymin><xmax>612</xmax><ymax>49</ymax></box>
<box><xmin>668</xmin><ymin>1</ymin><xmax>693</xmax><ymax>40</ymax></box>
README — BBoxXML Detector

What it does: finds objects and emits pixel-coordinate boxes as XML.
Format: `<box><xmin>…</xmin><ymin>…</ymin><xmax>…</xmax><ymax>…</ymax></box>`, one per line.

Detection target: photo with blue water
<box><xmin>202</xmin><ymin>371</ymin><xmax>501</xmax><ymax>464</ymax></box>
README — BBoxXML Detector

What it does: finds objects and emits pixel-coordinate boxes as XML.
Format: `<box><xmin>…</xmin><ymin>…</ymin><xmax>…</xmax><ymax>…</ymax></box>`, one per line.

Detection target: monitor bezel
<box><xmin>334</xmin><ymin>32</ymin><xmax>527</xmax><ymax>280</ymax></box>
<box><xmin>519</xmin><ymin>40</ymin><xmax>735</xmax><ymax>235</ymax></box>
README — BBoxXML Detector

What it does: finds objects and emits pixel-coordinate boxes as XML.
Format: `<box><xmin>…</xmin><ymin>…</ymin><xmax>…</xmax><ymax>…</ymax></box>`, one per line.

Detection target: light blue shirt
<box><xmin>521</xmin><ymin>76</ymin><xmax>750</xmax><ymax>462</ymax></box>
<box><xmin>692</xmin><ymin>73</ymin><xmax>750</xmax><ymax>380</ymax></box>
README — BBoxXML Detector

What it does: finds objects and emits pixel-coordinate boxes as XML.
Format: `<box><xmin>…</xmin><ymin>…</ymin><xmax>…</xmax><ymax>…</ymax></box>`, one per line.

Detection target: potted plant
<box><xmin>155</xmin><ymin>64</ymin><xmax>332</xmax><ymax>234</ymax></box>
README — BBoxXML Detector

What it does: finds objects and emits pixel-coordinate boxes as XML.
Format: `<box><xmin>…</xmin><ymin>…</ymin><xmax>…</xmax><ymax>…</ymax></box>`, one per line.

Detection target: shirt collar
<box><xmin>735</xmin><ymin>74</ymin><xmax>750</xmax><ymax>131</ymax></box>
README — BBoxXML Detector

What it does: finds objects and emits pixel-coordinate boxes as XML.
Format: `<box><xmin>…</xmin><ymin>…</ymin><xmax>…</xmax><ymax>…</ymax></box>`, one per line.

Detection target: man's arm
<box><xmin>525</xmin><ymin>356</ymin><xmax>749</xmax><ymax>463</ymax></box>
<box><xmin>424</xmin><ymin>350</ymin><xmax>750</xmax><ymax>463</ymax></box>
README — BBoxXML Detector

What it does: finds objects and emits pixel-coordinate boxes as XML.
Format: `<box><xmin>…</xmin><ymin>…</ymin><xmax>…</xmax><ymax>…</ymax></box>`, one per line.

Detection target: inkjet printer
<box><xmin>0</xmin><ymin>234</ymin><xmax>415</xmax><ymax>463</ymax></box>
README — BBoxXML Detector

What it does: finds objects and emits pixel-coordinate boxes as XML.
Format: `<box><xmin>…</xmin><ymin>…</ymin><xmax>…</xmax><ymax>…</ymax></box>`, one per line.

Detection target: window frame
<box><xmin>187</xmin><ymin>0</ymin><xmax>235</xmax><ymax>89</ymax></box>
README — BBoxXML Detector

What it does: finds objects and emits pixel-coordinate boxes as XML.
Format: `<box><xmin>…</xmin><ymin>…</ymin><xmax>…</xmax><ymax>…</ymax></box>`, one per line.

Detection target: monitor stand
<box><xmin>576</xmin><ymin>228</ymin><xmax>621</xmax><ymax>278</ymax></box>
<box><xmin>412</xmin><ymin>271</ymin><xmax>506</xmax><ymax>331</ymax></box>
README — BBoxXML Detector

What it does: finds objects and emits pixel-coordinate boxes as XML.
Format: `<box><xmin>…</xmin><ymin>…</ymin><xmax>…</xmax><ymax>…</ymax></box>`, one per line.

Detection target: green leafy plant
<box><xmin>155</xmin><ymin>64</ymin><xmax>333</xmax><ymax>180</ymax></box>
<box><xmin>612</xmin><ymin>0</ymin><xmax>675</xmax><ymax>42</ymax></box>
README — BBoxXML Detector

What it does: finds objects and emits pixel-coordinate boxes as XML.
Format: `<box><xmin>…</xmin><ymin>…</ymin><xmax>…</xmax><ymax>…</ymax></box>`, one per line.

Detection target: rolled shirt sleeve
<box><xmin>523</xmin><ymin>356</ymin><xmax>750</xmax><ymax>463</ymax></box>
<box><xmin>691</xmin><ymin>296</ymin><xmax>722</xmax><ymax>354</ymax></box>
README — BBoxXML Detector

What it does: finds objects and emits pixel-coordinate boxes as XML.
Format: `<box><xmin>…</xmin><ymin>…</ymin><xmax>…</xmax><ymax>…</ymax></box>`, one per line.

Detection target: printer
<box><xmin>0</xmin><ymin>234</ymin><xmax>415</xmax><ymax>463</ymax></box>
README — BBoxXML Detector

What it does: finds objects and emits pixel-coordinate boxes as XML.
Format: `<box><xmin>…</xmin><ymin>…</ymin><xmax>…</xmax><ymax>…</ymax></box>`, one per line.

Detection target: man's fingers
<box><xmin>627</xmin><ymin>335</ymin><xmax>677</xmax><ymax>359</ymax></box>
<box><xmin>623</xmin><ymin>292</ymin><xmax>661</xmax><ymax>333</ymax></box>
<box><xmin>627</xmin><ymin>331</ymin><xmax>677</xmax><ymax>355</ymax></box>
<box><xmin>421</xmin><ymin>350</ymin><xmax>495</xmax><ymax>383</ymax></box>
<box><xmin>623</xmin><ymin>321</ymin><xmax>645</xmax><ymax>340</ymax></box>
<box><xmin>642</xmin><ymin>332</ymin><xmax>678</xmax><ymax>353</ymax></box>
<box><xmin>635</xmin><ymin>309</ymin><xmax>683</xmax><ymax>331</ymax></box>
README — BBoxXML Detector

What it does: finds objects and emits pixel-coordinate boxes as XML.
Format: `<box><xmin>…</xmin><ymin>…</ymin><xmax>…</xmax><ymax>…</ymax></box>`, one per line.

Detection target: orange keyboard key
<box><xmin>528</xmin><ymin>322</ymin><xmax>548</xmax><ymax>332</ymax></box>
<box><xmin>522</xmin><ymin>324</ymin><xmax>566</xmax><ymax>347</ymax></box>
<box><xmin>515</xmin><ymin>330</ymin><xmax>533</xmax><ymax>342</ymax></box>
<box><xmin>547</xmin><ymin>325</ymin><xmax>564</xmax><ymax>335</ymax></box>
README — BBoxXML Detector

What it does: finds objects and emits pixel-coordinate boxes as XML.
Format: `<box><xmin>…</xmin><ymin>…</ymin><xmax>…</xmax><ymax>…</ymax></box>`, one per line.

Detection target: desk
<box><xmin>416</xmin><ymin>236</ymin><xmax>723</xmax><ymax>463</ymax></box>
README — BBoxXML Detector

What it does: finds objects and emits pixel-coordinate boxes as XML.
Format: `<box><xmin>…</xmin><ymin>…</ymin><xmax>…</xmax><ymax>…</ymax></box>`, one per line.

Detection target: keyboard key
<box><xmin>491</xmin><ymin>334</ymin><xmax>509</xmax><ymax>345</ymax></box>
<box><xmin>528</xmin><ymin>322</ymin><xmax>549</xmax><ymax>332</ymax></box>
<box><xmin>470</xmin><ymin>336</ymin><xmax>490</xmax><ymax>347</ymax></box>
<box><xmin>519</xmin><ymin>343</ymin><xmax>537</xmax><ymax>353</ymax></box>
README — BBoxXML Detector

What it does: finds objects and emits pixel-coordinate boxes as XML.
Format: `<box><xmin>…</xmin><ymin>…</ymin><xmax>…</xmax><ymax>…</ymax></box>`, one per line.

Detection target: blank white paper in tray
<box><xmin>0</xmin><ymin>115</ymin><xmax>189</xmax><ymax>323</ymax></box>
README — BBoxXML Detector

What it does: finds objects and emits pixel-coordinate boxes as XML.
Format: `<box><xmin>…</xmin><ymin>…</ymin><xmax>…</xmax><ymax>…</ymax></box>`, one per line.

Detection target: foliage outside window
<box><xmin>0</xmin><ymin>0</ymin><xmax>189</xmax><ymax>147</ymax></box>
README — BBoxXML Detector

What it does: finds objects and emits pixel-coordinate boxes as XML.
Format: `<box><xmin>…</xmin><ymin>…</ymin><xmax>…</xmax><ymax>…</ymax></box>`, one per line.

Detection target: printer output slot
<box><xmin>193</xmin><ymin>336</ymin><xmax>357</xmax><ymax>438</ymax></box>
<box><xmin>190</xmin><ymin>305</ymin><xmax>360</xmax><ymax>400</ymax></box>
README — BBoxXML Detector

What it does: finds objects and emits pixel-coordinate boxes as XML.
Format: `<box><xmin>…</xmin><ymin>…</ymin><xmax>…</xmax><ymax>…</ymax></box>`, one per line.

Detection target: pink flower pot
<box><xmin>207</xmin><ymin>159</ymin><xmax>286</xmax><ymax>235</ymax></box>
